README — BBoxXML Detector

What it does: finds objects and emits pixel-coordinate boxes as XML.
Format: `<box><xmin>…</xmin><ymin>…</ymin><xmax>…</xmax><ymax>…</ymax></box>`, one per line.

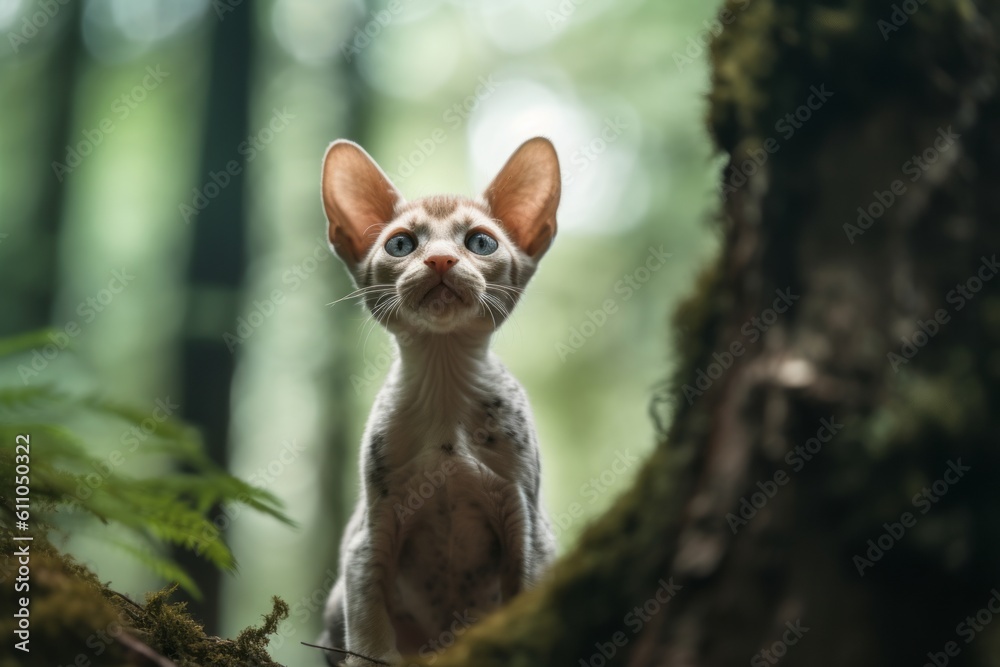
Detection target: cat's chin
<box><xmin>389</xmin><ymin>300</ymin><xmax>496</xmax><ymax>336</ymax></box>
<box><xmin>401</xmin><ymin>304</ymin><xmax>482</xmax><ymax>335</ymax></box>
<box><xmin>384</xmin><ymin>279</ymin><xmax>500</xmax><ymax>335</ymax></box>
<box><xmin>421</xmin><ymin>283</ymin><xmax>461</xmax><ymax>305</ymax></box>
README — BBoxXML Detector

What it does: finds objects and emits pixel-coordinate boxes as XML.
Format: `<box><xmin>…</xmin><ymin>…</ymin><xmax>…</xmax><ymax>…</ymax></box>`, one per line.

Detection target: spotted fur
<box><xmin>318</xmin><ymin>138</ymin><xmax>561</xmax><ymax>666</ymax></box>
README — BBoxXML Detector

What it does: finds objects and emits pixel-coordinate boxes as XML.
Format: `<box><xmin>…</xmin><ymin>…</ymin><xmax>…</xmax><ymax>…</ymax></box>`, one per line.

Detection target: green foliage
<box><xmin>0</xmin><ymin>330</ymin><xmax>295</xmax><ymax>598</ymax></box>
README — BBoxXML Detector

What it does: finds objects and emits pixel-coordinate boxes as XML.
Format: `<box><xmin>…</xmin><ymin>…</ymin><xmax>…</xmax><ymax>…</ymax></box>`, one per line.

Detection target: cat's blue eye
<box><xmin>465</xmin><ymin>232</ymin><xmax>498</xmax><ymax>256</ymax></box>
<box><xmin>385</xmin><ymin>233</ymin><xmax>416</xmax><ymax>257</ymax></box>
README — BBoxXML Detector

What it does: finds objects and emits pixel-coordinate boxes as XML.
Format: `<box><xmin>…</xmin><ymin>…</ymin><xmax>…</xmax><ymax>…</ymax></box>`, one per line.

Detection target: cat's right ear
<box><xmin>321</xmin><ymin>140</ymin><xmax>403</xmax><ymax>266</ymax></box>
<box><xmin>484</xmin><ymin>137</ymin><xmax>560</xmax><ymax>260</ymax></box>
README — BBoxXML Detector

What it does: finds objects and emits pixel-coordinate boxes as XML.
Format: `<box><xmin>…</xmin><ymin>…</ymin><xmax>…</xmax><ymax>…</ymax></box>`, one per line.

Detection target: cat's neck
<box><xmin>393</xmin><ymin>330</ymin><xmax>494</xmax><ymax>401</ymax></box>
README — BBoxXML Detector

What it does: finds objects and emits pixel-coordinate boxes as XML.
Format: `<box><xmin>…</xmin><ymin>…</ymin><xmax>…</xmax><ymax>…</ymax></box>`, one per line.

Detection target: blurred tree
<box><xmin>0</xmin><ymin>2</ymin><xmax>82</xmax><ymax>335</ymax></box>
<box><xmin>409</xmin><ymin>1</ymin><xmax>1000</xmax><ymax>666</ymax></box>
<box><xmin>175</xmin><ymin>1</ymin><xmax>253</xmax><ymax>633</ymax></box>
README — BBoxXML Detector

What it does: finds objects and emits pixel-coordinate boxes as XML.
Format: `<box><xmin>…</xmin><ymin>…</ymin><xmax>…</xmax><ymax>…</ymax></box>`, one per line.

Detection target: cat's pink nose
<box><xmin>424</xmin><ymin>255</ymin><xmax>458</xmax><ymax>275</ymax></box>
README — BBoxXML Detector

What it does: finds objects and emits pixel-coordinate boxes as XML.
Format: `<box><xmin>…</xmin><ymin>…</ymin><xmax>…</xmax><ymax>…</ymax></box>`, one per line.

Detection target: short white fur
<box><xmin>318</xmin><ymin>138</ymin><xmax>560</xmax><ymax>666</ymax></box>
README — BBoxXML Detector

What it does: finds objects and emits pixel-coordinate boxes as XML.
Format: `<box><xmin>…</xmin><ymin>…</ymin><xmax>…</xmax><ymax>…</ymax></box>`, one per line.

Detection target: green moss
<box><xmin>0</xmin><ymin>531</ymin><xmax>288</xmax><ymax>667</ymax></box>
<box><xmin>124</xmin><ymin>587</ymin><xmax>288</xmax><ymax>667</ymax></box>
<box><xmin>0</xmin><ymin>534</ymin><xmax>125</xmax><ymax>667</ymax></box>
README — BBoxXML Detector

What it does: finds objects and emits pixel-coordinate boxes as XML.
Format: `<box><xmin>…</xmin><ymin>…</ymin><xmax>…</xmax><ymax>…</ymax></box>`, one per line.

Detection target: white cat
<box><xmin>318</xmin><ymin>138</ymin><xmax>560</xmax><ymax>666</ymax></box>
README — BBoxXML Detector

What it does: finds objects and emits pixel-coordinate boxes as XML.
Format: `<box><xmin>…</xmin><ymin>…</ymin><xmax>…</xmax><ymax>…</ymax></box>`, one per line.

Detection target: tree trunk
<box><xmin>414</xmin><ymin>1</ymin><xmax>1000</xmax><ymax>666</ymax></box>
<box><xmin>176</xmin><ymin>2</ymin><xmax>253</xmax><ymax>633</ymax></box>
<box><xmin>0</xmin><ymin>2</ymin><xmax>82</xmax><ymax>335</ymax></box>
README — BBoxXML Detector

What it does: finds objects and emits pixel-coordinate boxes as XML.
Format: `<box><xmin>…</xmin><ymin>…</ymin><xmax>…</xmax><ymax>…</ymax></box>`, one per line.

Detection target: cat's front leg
<box><xmin>342</xmin><ymin>510</ymin><xmax>403</xmax><ymax>666</ymax></box>
<box><xmin>493</xmin><ymin>486</ymin><xmax>539</xmax><ymax>600</ymax></box>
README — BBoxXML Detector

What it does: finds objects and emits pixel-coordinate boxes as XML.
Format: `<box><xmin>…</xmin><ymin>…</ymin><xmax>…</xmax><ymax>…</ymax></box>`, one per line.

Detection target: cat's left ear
<box><xmin>321</xmin><ymin>139</ymin><xmax>404</xmax><ymax>266</ymax></box>
<box><xmin>484</xmin><ymin>137</ymin><xmax>560</xmax><ymax>260</ymax></box>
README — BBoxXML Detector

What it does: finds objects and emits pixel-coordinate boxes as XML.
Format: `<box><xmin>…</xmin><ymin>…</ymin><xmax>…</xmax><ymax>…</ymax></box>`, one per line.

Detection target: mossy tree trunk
<box><xmin>413</xmin><ymin>1</ymin><xmax>1000</xmax><ymax>666</ymax></box>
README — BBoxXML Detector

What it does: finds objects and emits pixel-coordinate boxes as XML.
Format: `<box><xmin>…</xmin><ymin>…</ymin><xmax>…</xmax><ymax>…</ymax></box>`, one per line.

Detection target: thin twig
<box><xmin>300</xmin><ymin>641</ymin><xmax>389</xmax><ymax>665</ymax></box>
<box><xmin>110</xmin><ymin>590</ymin><xmax>146</xmax><ymax>621</ymax></box>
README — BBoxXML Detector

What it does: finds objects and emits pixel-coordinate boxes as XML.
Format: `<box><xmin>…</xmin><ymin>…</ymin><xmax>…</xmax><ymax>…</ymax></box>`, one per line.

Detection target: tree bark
<box><xmin>412</xmin><ymin>1</ymin><xmax>1000</xmax><ymax>666</ymax></box>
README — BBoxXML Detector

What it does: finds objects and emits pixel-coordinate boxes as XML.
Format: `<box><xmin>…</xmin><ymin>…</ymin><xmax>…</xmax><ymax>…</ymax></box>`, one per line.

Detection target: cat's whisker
<box><xmin>388</xmin><ymin>297</ymin><xmax>406</xmax><ymax>327</ymax></box>
<box><xmin>485</xmin><ymin>283</ymin><xmax>525</xmax><ymax>297</ymax></box>
<box><xmin>481</xmin><ymin>293</ymin><xmax>514</xmax><ymax>340</ymax></box>
<box><xmin>478</xmin><ymin>294</ymin><xmax>498</xmax><ymax>330</ymax></box>
<box><xmin>480</xmin><ymin>294</ymin><xmax>496</xmax><ymax>325</ymax></box>
<box><xmin>329</xmin><ymin>285</ymin><xmax>396</xmax><ymax>306</ymax></box>
<box><xmin>361</xmin><ymin>319</ymin><xmax>381</xmax><ymax>360</ymax></box>
<box><xmin>484</xmin><ymin>284</ymin><xmax>525</xmax><ymax>310</ymax></box>
<box><xmin>482</xmin><ymin>291</ymin><xmax>522</xmax><ymax>342</ymax></box>
<box><xmin>485</xmin><ymin>282</ymin><xmax>525</xmax><ymax>291</ymax></box>
<box><xmin>482</xmin><ymin>292</ymin><xmax>511</xmax><ymax>319</ymax></box>
<box><xmin>332</xmin><ymin>284</ymin><xmax>394</xmax><ymax>301</ymax></box>
<box><xmin>362</xmin><ymin>294</ymin><xmax>399</xmax><ymax>360</ymax></box>
<box><xmin>367</xmin><ymin>293</ymin><xmax>399</xmax><ymax>325</ymax></box>
<box><xmin>355</xmin><ymin>292</ymin><xmax>396</xmax><ymax>351</ymax></box>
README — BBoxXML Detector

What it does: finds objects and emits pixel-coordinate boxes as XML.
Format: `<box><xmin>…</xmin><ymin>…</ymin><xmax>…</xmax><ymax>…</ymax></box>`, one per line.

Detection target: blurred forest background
<box><xmin>0</xmin><ymin>1</ymin><xmax>721</xmax><ymax>665</ymax></box>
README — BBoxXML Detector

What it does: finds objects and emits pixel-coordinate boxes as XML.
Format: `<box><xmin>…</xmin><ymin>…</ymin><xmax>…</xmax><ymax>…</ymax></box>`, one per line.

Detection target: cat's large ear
<box><xmin>484</xmin><ymin>137</ymin><xmax>560</xmax><ymax>260</ymax></box>
<box><xmin>321</xmin><ymin>140</ymin><xmax>403</xmax><ymax>265</ymax></box>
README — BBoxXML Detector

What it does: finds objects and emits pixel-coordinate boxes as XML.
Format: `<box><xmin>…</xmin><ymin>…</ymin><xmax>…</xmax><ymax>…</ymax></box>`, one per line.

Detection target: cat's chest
<box><xmin>380</xmin><ymin>398</ymin><xmax>527</xmax><ymax>476</ymax></box>
<box><xmin>382</xmin><ymin>367</ymin><xmax>531</xmax><ymax>446</ymax></box>
<box><xmin>364</xmin><ymin>374</ymin><xmax>537</xmax><ymax>501</ymax></box>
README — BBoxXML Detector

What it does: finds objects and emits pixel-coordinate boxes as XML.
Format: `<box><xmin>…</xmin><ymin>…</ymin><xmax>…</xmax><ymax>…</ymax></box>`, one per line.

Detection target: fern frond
<box><xmin>0</xmin><ymin>333</ymin><xmax>295</xmax><ymax>596</ymax></box>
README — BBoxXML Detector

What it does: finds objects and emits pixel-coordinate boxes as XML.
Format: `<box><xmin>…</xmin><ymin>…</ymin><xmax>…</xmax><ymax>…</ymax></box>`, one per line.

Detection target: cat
<box><xmin>317</xmin><ymin>137</ymin><xmax>561</xmax><ymax>666</ymax></box>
